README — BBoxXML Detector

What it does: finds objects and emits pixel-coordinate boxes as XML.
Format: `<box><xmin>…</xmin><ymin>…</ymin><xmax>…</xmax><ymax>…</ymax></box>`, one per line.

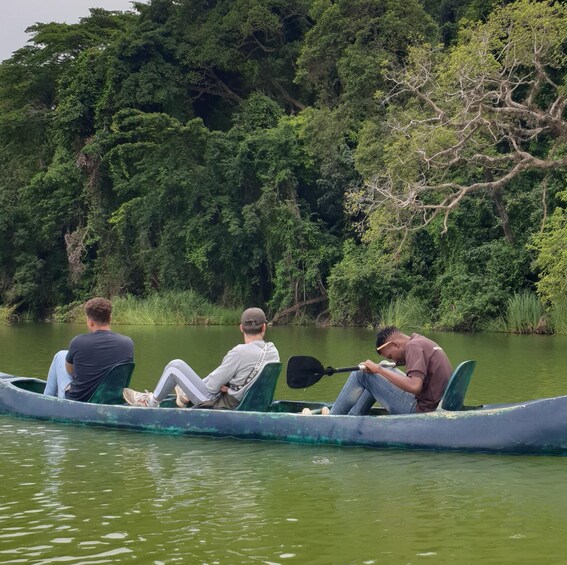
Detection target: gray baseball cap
<box><xmin>240</xmin><ymin>307</ymin><xmax>267</xmax><ymax>327</ymax></box>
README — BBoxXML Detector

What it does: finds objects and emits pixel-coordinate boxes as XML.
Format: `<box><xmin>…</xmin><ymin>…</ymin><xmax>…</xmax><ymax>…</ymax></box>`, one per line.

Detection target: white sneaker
<box><xmin>123</xmin><ymin>388</ymin><xmax>159</xmax><ymax>407</ymax></box>
<box><xmin>175</xmin><ymin>385</ymin><xmax>189</xmax><ymax>408</ymax></box>
<box><xmin>301</xmin><ymin>407</ymin><xmax>330</xmax><ymax>416</ymax></box>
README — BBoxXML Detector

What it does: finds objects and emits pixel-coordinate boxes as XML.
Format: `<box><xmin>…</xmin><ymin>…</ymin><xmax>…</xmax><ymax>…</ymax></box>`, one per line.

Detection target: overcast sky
<box><xmin>1</xmin><ymin>0</ymin><xmax>146</xmax><ymax>61</ymax></box>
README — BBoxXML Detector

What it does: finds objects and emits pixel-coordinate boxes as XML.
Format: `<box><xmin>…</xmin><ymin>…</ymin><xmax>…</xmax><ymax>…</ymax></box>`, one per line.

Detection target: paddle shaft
<box><xmin>322</xmin><ymin>365</ymin><xmax>361</xmax><ymax>376</ymax></box>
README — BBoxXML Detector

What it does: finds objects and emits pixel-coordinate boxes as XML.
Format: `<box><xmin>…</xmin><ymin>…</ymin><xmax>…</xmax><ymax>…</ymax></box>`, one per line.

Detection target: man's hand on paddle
<box><xmin>359</xmin><ymin>360</ymin><xmax>381</xmax><ymax>373</ymax></box>
<box><xmin>359</xmin><ymin>359</ymin><xmax>423</xmax><ymax>395</ymax></box>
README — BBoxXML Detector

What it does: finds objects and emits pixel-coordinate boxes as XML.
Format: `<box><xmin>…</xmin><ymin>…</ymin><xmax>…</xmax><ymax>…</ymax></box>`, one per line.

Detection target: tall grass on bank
<box><xmin>550</xmin><ymin>300</ymin><xmax>567</xmax><ymax>335</ymax></box>
<box><xmin>377</xmin><ymin>296</ymin><xmax>429</xmax><ymax>330</ymax></box>
<box><xmin>0</xmin><ymin>304</ymin><xmax>17</xmax><ymax>324</ymax></box>
<box><xmin>57</xmin><ymin>292</ymin><xmax>242</xmax><ymax>325</ymax></box>
<box><xmin>112</xmin><ymin>292</ymin><xmax>241</xmax><ymax>325</ymax></box>
<box><xmin>487</xmin><ymin>292</ymin><xmax>547</xmax><ymax>334</ymax></box>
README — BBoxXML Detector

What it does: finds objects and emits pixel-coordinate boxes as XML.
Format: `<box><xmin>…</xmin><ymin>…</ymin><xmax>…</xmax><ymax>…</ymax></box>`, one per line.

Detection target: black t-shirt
<box><xmin>65</xmin><ymin>330</ymin><xmax>134</xmax><ymax>401</ymax></box>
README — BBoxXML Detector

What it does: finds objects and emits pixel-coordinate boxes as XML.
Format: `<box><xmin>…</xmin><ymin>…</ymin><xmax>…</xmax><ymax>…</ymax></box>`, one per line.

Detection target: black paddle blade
<box><xmin>286</xmin><ymin>356</ymin><xmax>326</xmax><ymax>389</ymax></box>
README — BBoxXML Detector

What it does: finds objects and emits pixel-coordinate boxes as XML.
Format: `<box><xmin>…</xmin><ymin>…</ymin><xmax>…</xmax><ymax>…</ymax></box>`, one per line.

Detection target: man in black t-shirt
<box><xmin>44</xmin><ymin>298</ymin><xmax>134</xmax><ymax>401</ymax></box>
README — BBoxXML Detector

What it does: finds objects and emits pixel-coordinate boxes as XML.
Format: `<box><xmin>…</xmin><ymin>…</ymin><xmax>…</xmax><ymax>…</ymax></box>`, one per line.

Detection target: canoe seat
<box><xmin>88</xmin><ymin>362</ymin><xmax>135</xmax><ymax>405</ymax></box>
<box><xmin>437</xmin><ymin>360</ymin><xmax>476</xmax><ymax>411</ymax></box>
<box><xmin>235</xmin><ymin>362</ymin><xmax>282</xmax><ymax>412</ymax></box>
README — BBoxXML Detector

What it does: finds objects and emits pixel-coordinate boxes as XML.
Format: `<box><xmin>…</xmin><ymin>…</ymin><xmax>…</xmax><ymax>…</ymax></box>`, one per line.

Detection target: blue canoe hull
<box><xmin>2</xmin><ymin>373</ymin><xmax>567</xmax><ymax>455</ymax></box>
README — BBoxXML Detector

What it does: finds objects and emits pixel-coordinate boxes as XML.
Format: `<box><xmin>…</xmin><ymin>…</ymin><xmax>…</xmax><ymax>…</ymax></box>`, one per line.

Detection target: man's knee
<box><xmin>167</xmin><ymin>359</ymin><xmax>188</xmax><ymax>370</ymax></box>
<box><xmin>53</xmin><ymin>350</ymin><xmax>68</xmax><ymax>362</ymax></box>
<box><xmin>353</xmin><ymin>369</ymin><xmax>370</xmax><ymax>385</ymax></box>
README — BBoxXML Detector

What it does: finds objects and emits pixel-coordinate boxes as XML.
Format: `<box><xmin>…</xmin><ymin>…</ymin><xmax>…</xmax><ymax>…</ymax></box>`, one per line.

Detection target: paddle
<box><xmin>286</xmin><ymin>356</ymin><xmax>363</xmax><ymax>389</ymax></box>
<box><xmin>286</xmin><ymin>355</ymin><xmax>398</xmax><ymax>389</ymax></box>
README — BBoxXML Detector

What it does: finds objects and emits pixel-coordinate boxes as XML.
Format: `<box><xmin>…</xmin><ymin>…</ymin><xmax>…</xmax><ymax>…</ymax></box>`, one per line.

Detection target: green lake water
<box><xmin>1</xmin><ymin>323</ymin><xmax>567</xmax><ymax>564</ymax></box>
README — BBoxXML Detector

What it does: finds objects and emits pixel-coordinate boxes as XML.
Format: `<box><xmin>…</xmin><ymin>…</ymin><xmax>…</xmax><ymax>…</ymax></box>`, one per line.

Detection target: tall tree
<box><xmin>363</xmin><ymin>0</ymin><xmax>567</xmax><ymax>239</ymax></box>
<box><xmin>174</xmin><ymin>0</ymin><xmax>312</xmax><ymax>122</ymax></box>
<box><xmin>296</xmin><ymin>0</ymin><xmax>437</xmax><ymax>115</ymax></box>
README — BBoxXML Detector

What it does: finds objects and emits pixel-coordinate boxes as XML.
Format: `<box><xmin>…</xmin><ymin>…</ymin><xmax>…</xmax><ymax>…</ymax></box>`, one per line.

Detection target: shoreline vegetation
<box><xmin>3</xmin><ymin>292</ymin><xmax>566</xmax><ymax>335</ymax></box>
<box><xmin>1</xmin><ymin>2</ymin><xmax>567</xmax><ymax>335</ymax></box>
<box><xmin>53</xmin><ymin>291</ymin><xmax>242</xmax><ymax>326</ymax></box>
<box><xmin>376</xmin><ymin>293</ymin><xmax>564</xmax><ymax>335</ymax></box>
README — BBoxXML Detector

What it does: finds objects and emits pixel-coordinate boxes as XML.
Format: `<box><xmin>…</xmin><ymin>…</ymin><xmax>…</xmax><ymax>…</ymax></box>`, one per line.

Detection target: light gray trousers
<box><xmin>153</xmin><ymin>359</ymin><xmax>216</xmax><ymax>404</ymax></box>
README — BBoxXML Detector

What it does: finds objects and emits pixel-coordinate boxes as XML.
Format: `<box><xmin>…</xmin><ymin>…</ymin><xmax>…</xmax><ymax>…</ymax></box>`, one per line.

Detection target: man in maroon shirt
<box><xmin>330</xmin><ymin>326</ymin><xmax>453</xmax><ymax>415</ymax></box>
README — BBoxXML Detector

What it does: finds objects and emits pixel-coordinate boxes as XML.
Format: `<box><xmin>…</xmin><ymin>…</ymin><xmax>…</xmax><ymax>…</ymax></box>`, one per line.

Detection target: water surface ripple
<box><xmin>2</xmin><ymin>325</ymin><xmax>567</xmax><ymax>563</ymax></box>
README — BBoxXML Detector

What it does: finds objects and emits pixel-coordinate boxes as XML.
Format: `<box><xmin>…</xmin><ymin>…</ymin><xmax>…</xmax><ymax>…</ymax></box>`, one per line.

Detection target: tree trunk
<box><xmin>485</xmin><ymin>169</ymin><xmax>514</xmax><ymax>244</ymax></box>
<box><xmin>270</xmin><ymin>295</ymin><xmax>328</xmax><ymax>325</ymax></box>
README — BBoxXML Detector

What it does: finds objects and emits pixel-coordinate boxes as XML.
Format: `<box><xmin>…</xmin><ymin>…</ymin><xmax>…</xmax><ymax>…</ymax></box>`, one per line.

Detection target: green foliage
<box><xmin>232</xmin><ymin>92</ymin><xmax>284</xmax><ymax>132</ymax></box>
<box><xmin>367</xmin><ymin>0</ymin><xmax>567</xmax><ymax>240</ymax></box>
<box><xmin>267</xmin><ymin>205</ymin><xmax>339</xmax><ymax>315</ymax></box>
<box><xmin>532</xmin><ymin>192</ymin><xmax>567</xmax><ymax>306</ymax></box>
<box><xmin>327</xmin><ymin>240</ymin><xmax>411</xmax><ymax>325</ymax></box>
<box><xmin>219</xmin><ymin>114</ymin><xmax>340</xmax><ymax>309</ymax></box>
<box><xmin>54</xmin><ymin>49</ymin><xmax>108</xmax><ymax>145</ymax></box>
<box><xmin>297</xmin><ymin>0</ymin><xmax>437</xmax><ymax>114</ymax></box>
<box><xmin>51</xmin><ymin>292</ymin><xmax>241</xmax><ymax>325</ymax></box>
<box><xmin>110</xmin><ymin>291</ymin><xmax>241</xmax><ymax>325</ymax></box>
<box><xmin>549</xmin><ymin>300</ymin><xmax>567</xmax><ymax>335</ymax></box>
<box><xmin>378</xmin><ymin>296</ymin><xmax>430</xmax><ymax>331</ymax></box>
<box><xmin>297</xmin><ymin>107</ymin><xmax>361</xmax><ymax>226</ymax></box>
<box><xmin>91</xmin><ymin>110</ymin><xmax>214</xmax><ymax>296</ymax></box>
<box><xmin>422</xmin><ymin>0</ymin><xmax>502</xmax><ymax>45</ymax></box>
<box><xmin>487</xmin><ymin>292</ymin><xmax>547</xmax><ymax>334</ymax></box>
<box><xmin>354</xmin><ymin>117</ymin><xmax>387</xmax><ymax>180</ymax></box>
<box><xmin>0</xmin><ymin>0</ymin><xmax>565</xmax><ymax>334</ymax></box>
<box><xmin>174</xmin><ymin>0</ymin><xmax>311</xmax><ymax>120</ymax></box>
<box><xmin>0</xmin><ymin>304</ymin><xmax>18</xmax><ymax>324</ymax></box>
<box><xmin>434</xmin><ymin>240</ymin><xmax>531</xmax><ymax>331</ymax></box>
<box><xmin>51</xmin><ymin>302</ymin><xmax>84</xmax><ymax>323</ymax></box>
<box><xmin>96</xmin><ymin>7</ymin><xmax>190</xmax><ymax>122</ymax></box>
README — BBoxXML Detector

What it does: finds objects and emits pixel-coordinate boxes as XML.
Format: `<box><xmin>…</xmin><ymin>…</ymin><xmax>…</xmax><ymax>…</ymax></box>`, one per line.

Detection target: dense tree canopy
<box><xmin>1</xmin><ymin>0</ymin><xmax>566</xmax><ymax>330</ymax></box>
<box><xmin>365</xmin><ymin>0</ymin><xmax>567</xmax><ymax>235</ymax></box>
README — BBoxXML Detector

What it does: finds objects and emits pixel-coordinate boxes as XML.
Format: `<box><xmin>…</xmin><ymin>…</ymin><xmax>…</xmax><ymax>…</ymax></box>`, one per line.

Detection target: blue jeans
<box><xmin>330</xmin><ymin>370</ymin><xmax>417</xmax><ymax>415</ymax></box>
<box><xmin>44</xmin><ymin>350</ymin><xmax>73</xmax><ymax>397</ymax></box>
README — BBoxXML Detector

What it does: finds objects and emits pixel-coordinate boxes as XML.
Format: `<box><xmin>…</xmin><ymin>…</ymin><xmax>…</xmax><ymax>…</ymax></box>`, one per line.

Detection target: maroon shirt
<box><xmin>404</xmin><ymin>333</ymin><xmax>452</xmax><ymax>412</ymax></box>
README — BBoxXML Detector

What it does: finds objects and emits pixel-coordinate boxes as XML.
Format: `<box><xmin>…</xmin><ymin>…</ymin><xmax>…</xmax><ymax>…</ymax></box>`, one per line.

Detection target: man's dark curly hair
<box><xmin>375</xmin><ymin>326</ymin><xmax>399</xmax><ymax>349</ymax></box>
<box><xmin>84</xmin><ymin>297</ymin><xmax>112</xmax><ymax>324</ymax></box>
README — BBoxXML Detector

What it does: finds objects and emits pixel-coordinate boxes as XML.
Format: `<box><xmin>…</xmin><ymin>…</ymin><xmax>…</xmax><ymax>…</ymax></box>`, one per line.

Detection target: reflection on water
<box><xmin>2</xmin><ymin>420</ymin><xmax>567</xmax><ymax>564</ymax></box>
<box><xmin>2</xmin><ymin>325</ymin><xmax>567</xmax><ymax>563</ymax></box>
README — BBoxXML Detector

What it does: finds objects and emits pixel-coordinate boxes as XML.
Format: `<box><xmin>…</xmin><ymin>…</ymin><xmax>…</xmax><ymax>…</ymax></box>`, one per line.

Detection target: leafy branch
<box><xmin>364</xmin><ymin>0</ymin><xmax>567</xmax><ymax>236</ymax></box>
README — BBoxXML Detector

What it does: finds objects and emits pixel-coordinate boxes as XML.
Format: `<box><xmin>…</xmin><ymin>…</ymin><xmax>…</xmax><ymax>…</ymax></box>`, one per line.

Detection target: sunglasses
<box><xmin>376</xmin><ymin>340</ymin><xmax>393</xmax><ymax>353</ymax></box>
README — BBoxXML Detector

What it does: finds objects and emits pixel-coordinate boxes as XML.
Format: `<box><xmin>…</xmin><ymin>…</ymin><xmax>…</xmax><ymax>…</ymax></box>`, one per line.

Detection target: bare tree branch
<box><xmin>362</xmin><ymin>1</ymin><xmax>567</xmax><ymax>234</ymax></box>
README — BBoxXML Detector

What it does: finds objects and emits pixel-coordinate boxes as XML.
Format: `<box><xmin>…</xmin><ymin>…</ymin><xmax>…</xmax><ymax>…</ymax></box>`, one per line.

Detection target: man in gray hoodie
<box><xmin>123</xmin><ymin>308</ymin><xmax>279</xmax><ymax>409</ymax></box>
